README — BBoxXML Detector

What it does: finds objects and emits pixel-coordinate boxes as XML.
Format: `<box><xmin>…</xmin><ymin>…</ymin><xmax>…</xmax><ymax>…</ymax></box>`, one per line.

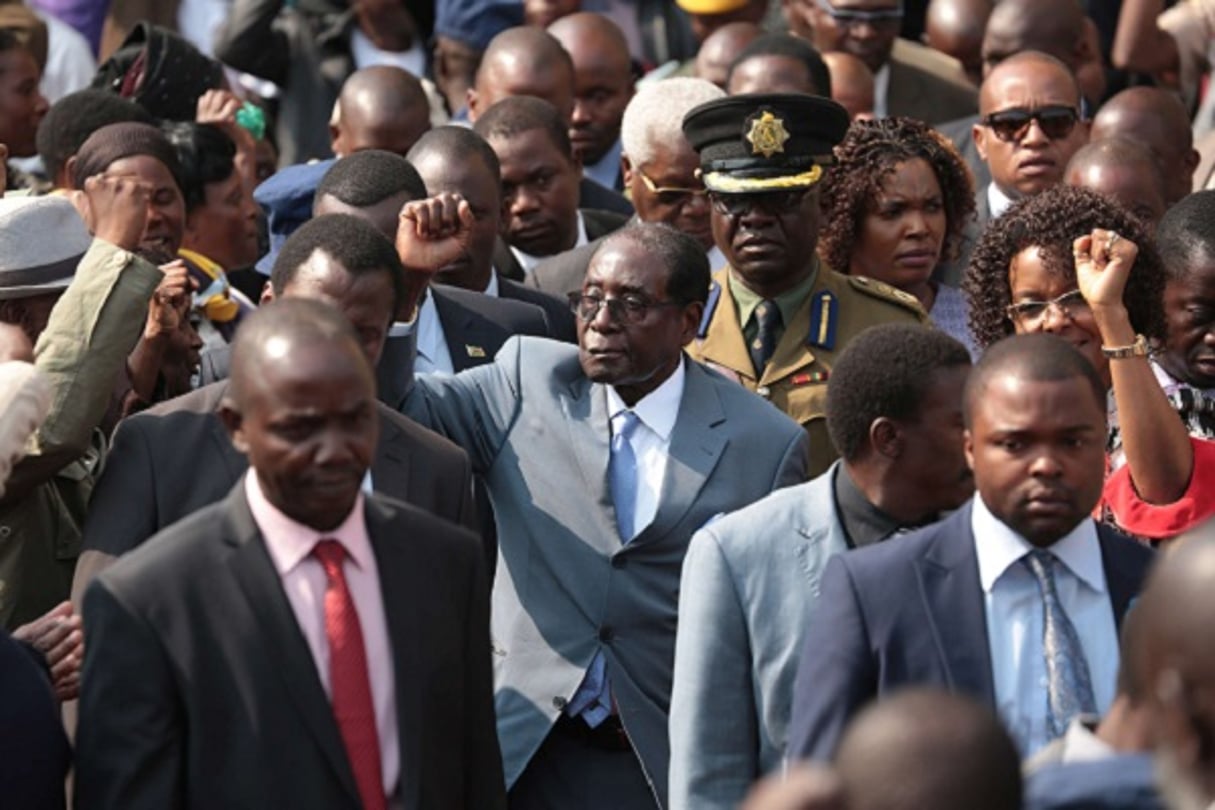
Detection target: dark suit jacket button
<box><xmin>611</xmin><ymin>555</ymin><xmax>626</xmax><ymax>569</ymax></box>
<box><xmin>553</xmin><ymin>696</ymin><xmax>568</xmax><ymax>710</ymax></box>
<box><xmin>598</xmin><ymin>626</ymin><xmax>615</xmax><ymax>643</ymax></box>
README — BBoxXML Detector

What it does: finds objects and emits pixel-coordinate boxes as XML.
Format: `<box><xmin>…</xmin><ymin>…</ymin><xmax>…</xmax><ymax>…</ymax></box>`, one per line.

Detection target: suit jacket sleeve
<box><xmin>773</xmin><ymin>429</ymin><xmax>811</xmax><ymax>490</ymax></box>
<box><xmin>786</xmin><ymin>553</ymin><xmax>876</xmax><ymax>762</ymax></box>
<box><xmin>462</xmin><ymin>528</ymin><xmax>508</xmax><ymax>809</ymax></box>
<box><xmin>401</xmin><ymin>337</ymin><xmax>525</xmax><ymax>476</ymax></box>
<box><xmin>668</xmin><ymin>527</ymin><xmax>760</xmax><ymax>810</ymax></box>
<box><xmin>75</xmin><ymin>578</ymin><xmax>184</xmax><ymax>810</ymax></box>
<box><xmin>2</xmin><ymin>240</ymin><xmax>160</xmax><ymax>505</ymax></box>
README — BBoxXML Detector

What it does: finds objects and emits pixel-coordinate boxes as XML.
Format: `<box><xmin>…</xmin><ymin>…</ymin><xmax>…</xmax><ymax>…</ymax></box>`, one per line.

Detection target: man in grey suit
<box><xmin>395</xmin><ymin>202</ymin><xmax>810</xmax><ymax>808</ymax></box>
<box><xmin>668</xmin><ymin>324</ymin><xmax>976</xmax><ymax>810</ymax></box>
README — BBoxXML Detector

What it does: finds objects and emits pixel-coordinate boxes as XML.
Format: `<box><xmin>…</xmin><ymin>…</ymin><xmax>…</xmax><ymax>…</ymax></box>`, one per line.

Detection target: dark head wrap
<box><xmin>72</xmin><ymin>122</ymin><xmax>184</xmax><ymax>192</ymax></box>
<box><xmin>91</xmin><ymin>22</ymin><xmax>224</xmax><ymax>122</ymax></box>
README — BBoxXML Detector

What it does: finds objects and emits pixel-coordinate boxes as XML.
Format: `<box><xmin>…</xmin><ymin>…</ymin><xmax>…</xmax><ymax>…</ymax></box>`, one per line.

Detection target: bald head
<box><xmin>1091</xmin><ymin>87</ymin><xmax>1199</xmax><ymax>205</ymax></box>
<box><xmin>835</xmin><ymin>690</ymin><xmax>1021</xmax><ymax>810</ymax></box>
<box><xmin>822</xmin><ymin>52</ymin><xmax>874</xmax><ymax>121</ymax></box>
<box><xmin>468</xmin><ymin>27</ymin><xmax>575</xmax><ymax>122</ymax></box>
<box><xmin>981</xmin><ymin>0</ymin><xmax>1083</xmax><ymax>74</ymax></box>
<box><xmin>1066</xmin><ymin>137</ymin><xmax>1167</xmax><ymax>229</ymax></box>
<box><xmin>695</xmin><ymin>22</ymin><xmax>762</xmax><ymax>89</ymax></box>
<box><xmin>925</xmin><ymin>0</ymin><xmax>991</xmax><ymax>85</ymax></box>
<box><xmin>331</xmin><ymin>66</ymin><xmax>430</xmax><ymax>158</ymax></box>
<box><xmin>979</xmin><ymin>50</ymin><xmax>1081</xmax><ymax>113</ymax></box>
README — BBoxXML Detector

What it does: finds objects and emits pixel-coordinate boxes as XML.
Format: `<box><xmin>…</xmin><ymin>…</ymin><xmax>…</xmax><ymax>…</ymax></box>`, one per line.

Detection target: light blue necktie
<box><xmin>566</xmin><ymin>411</ymin><xmax>641</xmax><ymax>728</ymax></box>
<box><xmin>1022</xmin><ymin>549</ymin><xmax>1098</xmax><ymax>739</ymax></box>
<box><xmin>610</xmin><ymin>411</ymin><xmax>641</xmax><ymax>542</ymax></box>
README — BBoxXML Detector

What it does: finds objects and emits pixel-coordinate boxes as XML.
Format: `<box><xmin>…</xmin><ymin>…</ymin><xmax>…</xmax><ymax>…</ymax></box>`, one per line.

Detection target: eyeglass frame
<box><xmin>567</xmin><ymin>291</ymin><xmax>687</xmax><ymax>324</ymax></box>
<box><xmin>979</xmin><ymin>105</ymin><xmax>1081</xmax><ymax>143</ymax></box>
<box><xmin>1005</xmin><ymin>288</ymin><xmax>1091</xmax><ymax>327</ymax></box>
<box><xmin>636</xmin><ymin>167</ymin><xmax>708</xmax><ymax>207</ymax></box>
<box><xmin>813</xmin><ymin>0</ymin><xmax>904</xmax><ymax>29</ymax></box>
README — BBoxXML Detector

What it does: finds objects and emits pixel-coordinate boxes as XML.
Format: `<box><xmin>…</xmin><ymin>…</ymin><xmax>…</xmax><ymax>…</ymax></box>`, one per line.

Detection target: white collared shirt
<box><xmin>411</xmin><ymin>291</ymin><xmax>454</xmax><ymax>376</ymax></box>
<box><xmin>872</xmin><ymin>62</ymin><xmax>892</xmax><ymax>118</ymax></box>
<box><xmin>510</xmin><ymin>212</ymin><xmax>590</xmax><ymax>276</ymax></box>
<box><xmin>988</xmin><ymin>182</ymin><xmax>1017</xmax><ymax>219</ymax></box>
<box><xmin>583</xmin><ymin>138</ymin><xmax>623</xmax><ymax>191</ymax></box>
<box><xmin>603</xmin><ymin>358</ymin><xmax>687</xmax><ymax>539</ymax></box>
<box><xmin>973</xmin><ymin>495</ymin><xmax>1119</xmax><ymax>757</ymax></box>
<box><xmin>483</xmin><ymin>270</ymin><xmax>501</xmax><ymax>297</ymax></box>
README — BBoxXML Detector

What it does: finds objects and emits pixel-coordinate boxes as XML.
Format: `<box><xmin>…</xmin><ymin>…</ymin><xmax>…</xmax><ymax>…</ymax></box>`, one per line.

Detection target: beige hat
<box><xmin>0</xmin><ymin>196</ymin><xmax>91</xmax><ymax>301</ymax></box>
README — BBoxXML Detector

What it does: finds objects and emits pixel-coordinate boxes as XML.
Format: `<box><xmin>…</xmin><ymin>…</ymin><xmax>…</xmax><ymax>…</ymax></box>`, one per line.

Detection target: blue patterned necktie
<box><xmin>610</xmin><ymin>411</ymin><xmax>641</xmax><ymax>542</ymax></box>
<box><xmin>1021</xmin><ymin>549</ymin><xmax>1097</xmax><ymax>739</ymax></box>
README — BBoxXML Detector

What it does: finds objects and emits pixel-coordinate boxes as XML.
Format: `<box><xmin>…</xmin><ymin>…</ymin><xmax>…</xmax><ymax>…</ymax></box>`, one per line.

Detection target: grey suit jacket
<box><xmin>668</xmin><ymin>465</ymin><xmax>850</xmax><ymax>810</ymax></box>
<box><xmin>887</xmin><ymin>51</ymin><xmax>977</xmax><ymax>126</ymax></box>
<box><xmin>402</xmin><ymin>336</ymin><xmax>810</xmax><ymax>807</ymax></box>
<box><xmin>936</xmin><ymin>182</ymin><xmax>992</xmax><ymax>289</ymax></box>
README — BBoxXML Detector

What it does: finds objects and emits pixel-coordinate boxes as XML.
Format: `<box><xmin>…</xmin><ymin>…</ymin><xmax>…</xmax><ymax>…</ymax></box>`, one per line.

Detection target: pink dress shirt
<box><xmin>245</xmin><ymin>472</ymin><xmax>400</xmax><ymax>802</ymax></box>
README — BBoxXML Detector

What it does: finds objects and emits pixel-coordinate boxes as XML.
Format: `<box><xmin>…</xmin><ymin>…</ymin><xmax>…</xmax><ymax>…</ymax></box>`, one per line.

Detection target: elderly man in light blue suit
<box><xmin>393</xmin><ymin>204</ymin><xmax>810</xmax><ymax>809</ymax></box>
<box><xmin>668</xmin><ymin>324</ymin><xmax>977</xmax><ymax>810</ymax></box>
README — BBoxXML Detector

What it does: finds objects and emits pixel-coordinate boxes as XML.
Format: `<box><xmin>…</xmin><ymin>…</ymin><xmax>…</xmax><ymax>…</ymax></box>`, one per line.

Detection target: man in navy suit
<box><xmin>787</xmin><ymin>333</ymin><xmax>1154</xmax><ymax>761</ymax></box>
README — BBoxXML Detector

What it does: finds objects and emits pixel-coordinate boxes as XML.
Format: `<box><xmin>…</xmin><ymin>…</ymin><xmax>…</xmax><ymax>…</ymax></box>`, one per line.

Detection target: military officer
<box><xmin>682</xmin><ymin>93</ymin><xmax>926</xmax><ymax>475</ymax></box>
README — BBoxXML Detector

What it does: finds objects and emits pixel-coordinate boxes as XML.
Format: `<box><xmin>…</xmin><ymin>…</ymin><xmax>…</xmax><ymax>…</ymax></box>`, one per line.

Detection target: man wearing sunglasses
<box><xmin>782</xmin><ymin>0</ymin><xmax>976</xmax><ymax>125</ymax></box>
<box><xmin>529</xmin><ymin>77</ymin><xmax>728</xmax><ymax>299</ymax></box>
<box><xmin>683</xmin><ymin>93</ymin><xmax>926</xmax><ymax>477</ymax></box>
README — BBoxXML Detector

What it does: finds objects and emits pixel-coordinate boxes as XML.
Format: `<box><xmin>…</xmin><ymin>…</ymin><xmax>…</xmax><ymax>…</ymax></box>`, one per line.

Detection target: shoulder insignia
<box><xmin>806</xmin><ymin>290</ymin><xmax>839</xmax><ymax>350</ymax></box>
<box><xmin>698</xmin><ymin>280</ymin><xmax>722</xmax><ymax>339</ymax></box>
<box><xmin>846</xmin><ymin>275</ymin><xmax>927</xmax><ymax>317</ymax></box>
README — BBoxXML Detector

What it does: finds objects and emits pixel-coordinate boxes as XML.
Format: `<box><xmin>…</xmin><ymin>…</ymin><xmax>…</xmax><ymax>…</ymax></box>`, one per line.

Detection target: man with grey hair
<box><xmin>528</xmin><ymin>77</ymin><xmax>726</xmax><ymax>297</ymax></box>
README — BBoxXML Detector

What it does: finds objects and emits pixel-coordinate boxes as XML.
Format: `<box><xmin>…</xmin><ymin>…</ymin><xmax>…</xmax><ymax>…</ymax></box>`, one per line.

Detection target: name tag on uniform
<box><xmin>792</xmin><ymin>371</ymin><xmax>829</xmax><ymax>385</ymax></box>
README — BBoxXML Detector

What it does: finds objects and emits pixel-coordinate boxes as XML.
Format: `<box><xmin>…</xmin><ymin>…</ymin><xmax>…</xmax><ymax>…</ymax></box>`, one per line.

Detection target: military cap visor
<box><xmin>682</xmin><ymin>94</ymin><xmax>850</xmax><ymax>194</ymax></box>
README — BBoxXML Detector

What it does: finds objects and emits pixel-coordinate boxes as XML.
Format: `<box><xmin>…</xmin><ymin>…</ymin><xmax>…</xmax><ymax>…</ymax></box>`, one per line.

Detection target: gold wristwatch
<box><xmin>1101</xmin><ymin>334</ymin><xmax>1149</xmax><ymax>359</ymax></box>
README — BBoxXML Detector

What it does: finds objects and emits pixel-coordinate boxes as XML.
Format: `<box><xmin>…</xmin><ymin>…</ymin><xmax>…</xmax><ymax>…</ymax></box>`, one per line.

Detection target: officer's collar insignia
<box><xmin>744</xmin><ymin>110</ymin><xmax>790</xmax><ymax>158</ymax></box>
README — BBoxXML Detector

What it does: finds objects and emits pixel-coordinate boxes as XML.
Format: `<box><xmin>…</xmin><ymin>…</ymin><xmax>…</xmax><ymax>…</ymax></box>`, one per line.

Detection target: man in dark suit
<box><xmin>474</xmin><ymin>96</ymin><xmax>628</xmax><ymax>281</ymax></box>
<box><xmin>72</xmin><ymin>213</ymin><xmax>477</xmax><ymax>602</ymax></box>
<box><xmin>406</xmin><ymin>126</ymin><xmax>577</xmax><ymax>342</ymax></box>
<box><xmin>787</xmin><ymin>334</ymin><xmax>1154</xmax><ymax>761</ymax></box>
<box><xmin>395</xmin><ymin>209</ymin><xmax>810</xmax><ymax>808</ymax></box>
<box><xmin>75</xmin><ymin>299</ymin><xmax>505</xmax><ymax>810</ymax></box>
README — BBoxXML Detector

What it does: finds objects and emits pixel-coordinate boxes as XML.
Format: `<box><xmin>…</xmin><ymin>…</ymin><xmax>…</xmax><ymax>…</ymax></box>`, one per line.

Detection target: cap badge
<box><xmin>745</xmin><ymin>110</ymin><xmax>791</xmax><ymax>158</ymax></box>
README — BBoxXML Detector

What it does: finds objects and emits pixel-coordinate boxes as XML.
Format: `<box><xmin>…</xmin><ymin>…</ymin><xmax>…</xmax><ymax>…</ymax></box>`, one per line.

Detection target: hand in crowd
<box><xmin>12</xmin><ymin>600</ymin><xmax>83</xmax><ymax>702</ymax></box>
<box><xmin>73</xmin><ymin>173</ymin><xmax>150</xmax><ymax>253</ymax></box>
<box><xmin>351</xmin><ymin>0</ymin><xmax>418</xmax><ymax>52</ymax></box>
<box><xmin>396</xmin><ymin>192</ymin><xmax>476</xmax><ymax>318</ymax></box>
<box><xmin>196</xmin><ymin>88</ymin><xmax>259</xmax><ymax>194</ymax></box>
<box><xmin>1072</xmin><ymin>228</ymin><xmax>1137</xmax><ymax>312</ymax></box>
<box><xmin>146</xmin><ymin>260</ymin><xmax>196</xmax><ymax>342</ymax></box>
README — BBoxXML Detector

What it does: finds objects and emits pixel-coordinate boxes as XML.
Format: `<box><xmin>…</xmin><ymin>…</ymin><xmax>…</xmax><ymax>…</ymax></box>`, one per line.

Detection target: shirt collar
<box><xmin>987</xmin><ymin>181</ymin><xmax>1016</xmax><ymax>219</ymax></box>
<box><xmin>605</xmin><ymin>355</ymin><xmax>686</xmax><ymax>442</ymax></box>
<box><xmin>583</xmin><ymin>139</ymin><xmax>623</xmax><ymax>190</ymax></box>
<box><xmin>415</xmin><ymin>288</ymin><xmax>441</xmax><ymax>360</ymax></box>
<box><xmin>245</xmin><ymin>470</ymin><xmax>373</xmax><ymax>575</ymax></box>
<box><xmin>510</xmin><ymin>211</ymin><xmax>589</xmax><ymax>273</ymax></box>
<box><xmin>833</xmin><ymin>465</ymin><xmax>903</xmax><ymax>548</ymax></box>
<box><xmin>483</xmin><ymin>269</ymin><xmax>500</xmax><ymax>297</ymax></box>
<box><xmin>727</xmin><ymin>260</ymin><xmax>818</xmax><ymax>329</ymax></box>
<box><xmin>972</xmin><ymin>494</ymin><xmax>1106</xmax><ymax>594</ymax></box>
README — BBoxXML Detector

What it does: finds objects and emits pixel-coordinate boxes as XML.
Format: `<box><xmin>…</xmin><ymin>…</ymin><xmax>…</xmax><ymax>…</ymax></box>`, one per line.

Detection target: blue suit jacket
<box><xmin>786</xmin><ymin>501</ymin><xmax>1154</xmax><ymax>761</ymax></box>
<box><xmin>1024</xmin><ymin>754</ymin><xmax>1163</xmax><ymax>810</ymax></box>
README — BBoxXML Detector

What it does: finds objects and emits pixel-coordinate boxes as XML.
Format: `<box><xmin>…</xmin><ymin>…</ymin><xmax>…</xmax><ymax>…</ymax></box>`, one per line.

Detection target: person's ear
<box><xmin>869</xmin><ymin>417</ymin><xmax>902</xmax><ymax>460</ymax></box>
<box><xmin>64</xmin><ymin>154</ymin><xmax>77</xmax><ymax>189</ymax></box>
<box><xmin>963</xmin><ymin>427</ymin><xmax>976</xmax><ymax>471</ymax></box>
<box><xmin>679</xmin><ymin>300</ymin><xmax>705</xmax><ymax>346</ymax></box>
<box><xmin>621</xmin><ymin>154</ymin><xmax>634</xmax><ymax>188</ymax></box>
<box><xmin>218</xmin><ymin>402</ymin><xmax>248</xmax><ymax>453</ymax></box>
<box><xmin>973</xmin><ymin>122</ymin><xmax>988</xmax><ymax>162</ymax></box>
<box><xmin>259</xmin><ymin>283</ymin><xmax>274</xmax><ymax>306</ymax></box>
<box><xmin>466</xmin><ymin>88</ymin><xmax>480</xmax><ymax>121</ymax></box>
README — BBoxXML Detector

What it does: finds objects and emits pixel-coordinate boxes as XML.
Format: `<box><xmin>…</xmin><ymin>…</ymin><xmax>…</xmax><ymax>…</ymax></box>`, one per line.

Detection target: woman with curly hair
<box><xmin>819</xmin><ymin>116</ymin><xmax>976</xmax><ymax>353</ymax></box>
<box><xmin>963</xmin><ymin>184</ymin><xmax>1205</xmax><ymax>538</ymax></box>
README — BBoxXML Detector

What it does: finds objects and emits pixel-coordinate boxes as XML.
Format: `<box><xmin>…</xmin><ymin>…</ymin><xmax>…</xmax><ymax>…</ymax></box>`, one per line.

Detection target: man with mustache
<box><xmin>683</xmin><ymin>92</ymin><xmax>925</xmax><ymax>476</ymax></box>
<box><xmin>787</xmin><ymin>333</ymin><xmax>1154</xmax><ymax>761</ymax></box>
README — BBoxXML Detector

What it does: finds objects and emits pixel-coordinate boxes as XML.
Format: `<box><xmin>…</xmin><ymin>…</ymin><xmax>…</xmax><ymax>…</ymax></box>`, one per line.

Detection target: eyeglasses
<box><xmin>637</xmin><ymin>168</ymin><xmax>708</xmax><ymax>208</ymax></box>
<box><xmin>980</xmin><ymin>105</ymin><xmax>1080</xmax><ymax>143</ymax></box>
<box><xmin>814</xmin><ymin>0</ymin><xmax>903</xmax><ymax>31</ymax></box>
<box><xmin>568</xmin><ymin>292</ymin><xmax>684</xmax><ymax>324</ymax></box>
<box><xmin>709</xmin><ymin>190</ymin><xmax>809</xmax><ymax>217</ymax></box>
<box><xmin>1005</xmin><ymin>289</ymin><xmax>1091</xmax><ymax>327</ymax></box>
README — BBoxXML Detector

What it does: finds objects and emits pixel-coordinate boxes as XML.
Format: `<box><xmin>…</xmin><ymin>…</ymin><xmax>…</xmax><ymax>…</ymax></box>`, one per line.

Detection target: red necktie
<box><xmin>313</xmin><ymin>539</ymin><xmax>386</xmax><ymax>810</ymax></box>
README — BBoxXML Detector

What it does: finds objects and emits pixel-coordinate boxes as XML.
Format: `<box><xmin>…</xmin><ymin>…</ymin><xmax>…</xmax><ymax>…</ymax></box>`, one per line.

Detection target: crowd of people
<box><xmin>1</xmin><ymin>0</ymin><xmax>1215</xmax><ymax>808</ymax></box>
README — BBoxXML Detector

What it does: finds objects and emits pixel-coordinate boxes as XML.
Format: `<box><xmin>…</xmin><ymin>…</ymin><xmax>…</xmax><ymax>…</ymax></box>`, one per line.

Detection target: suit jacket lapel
<box><xmin>633</xmin><ymin>362</ymin><xmax>727</xmax><ymax>545</ymax></box>
<box><xmin>365</xmin><ymin>497</ymin><xmax>423</xmax><ymax>810</ymax></box>
<box><xmin>916</xmin><ymin>504</ymin><xmax>997</xmax><ymax>706</ymax></box>
<box><xmin>492</xmin><ymin>237</ymin><xmax>525</xmax><ymax>282</ymax></box>
<box><xmin>433</xmin><ymin>290</ymin><xmax>493</xmax><ymax>372</ymax></box>
<box><xmin>562</xmin><ymin>374</ymin><xmax>620</xmax><ymax>552</ymax></box>
<box><xmin>370</xmin><ymin>410</ymin><xmax>410</xmax><ymax>500</ymax></box>
<box><xmin>221</xmin><ymin>485</ymin><xmax>361</xmax><ymax>804</ymax></box>
<box><xmin>1098</xmin><ymin>526</ymin><xmax>1144</xmax><ymax>629</ymax></box>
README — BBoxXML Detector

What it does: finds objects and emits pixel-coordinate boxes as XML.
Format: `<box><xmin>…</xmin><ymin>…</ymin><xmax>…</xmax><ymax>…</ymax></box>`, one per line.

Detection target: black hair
<box><xmin>161</xmin><ymin>121</ymin><xmax>237</xmax><ymax>211</ymax></box>
<box><xmin>36</xmin><ymin>90</ymin><xmax>153</xmax><ymax>182</ymax></box>
<box><xmin>1156</xmin><ymin>190</ymin><xmax>1215</xmax><ymax>283</ymax></box>
<box><xmin>473</xmin><ymin>95</ymin><xmax>573</xmax><ymax>160</ymax></box>
<box><xmin>826</xmin><ymin>324</ymin><xmax>972</xmax><ymax>461</ymax></box>
<box><xmin>270</xmin><ymin>213</ymin><xmax>405</xmax><ymax>315</ymax></box>
<box><xmin>964</xmin><ymin>333</ymin><xmax>1107</xmax><ymax>427</ymax></box>
<box><xmin>595</xmin><ymin>222</ymin><xmax>711</xmax><ymax>306</ymax></box>
<box><xmin>727</xmin><ymin>33</ymin><xmax>833</xmax><ymax>96</ymax></box>
<box><xmin>315</xmin><ymin>149</ymin><xmax>427</xmax><ymax>207</ymax></box>
<box><xmin>407</xmin><ymin>126</ymin><xmax>502</xmax><ymax>195</ymax></box>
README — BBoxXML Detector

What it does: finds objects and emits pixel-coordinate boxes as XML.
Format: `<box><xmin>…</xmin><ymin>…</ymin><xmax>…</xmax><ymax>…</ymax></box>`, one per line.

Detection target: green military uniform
<box><xmin>688</xmin><ymin>265</ymin><xmax>926</xmax><ymax>476</ymax></box>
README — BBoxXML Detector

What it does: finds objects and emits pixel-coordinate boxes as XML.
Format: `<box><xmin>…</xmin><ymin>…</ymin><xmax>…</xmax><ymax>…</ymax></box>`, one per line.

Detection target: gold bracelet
<box><xmin>1101</xmin><ymin>334</ymin><xmax>1149</xmax><ymax>359</ymax></box>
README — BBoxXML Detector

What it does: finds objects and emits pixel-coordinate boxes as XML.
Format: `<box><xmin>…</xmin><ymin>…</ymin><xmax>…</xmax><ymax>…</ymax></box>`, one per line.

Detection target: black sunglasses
<box><xmin>980</xmin><ymin>105</ymin><xmax>1079</xmax><ymax>143</ymax></box>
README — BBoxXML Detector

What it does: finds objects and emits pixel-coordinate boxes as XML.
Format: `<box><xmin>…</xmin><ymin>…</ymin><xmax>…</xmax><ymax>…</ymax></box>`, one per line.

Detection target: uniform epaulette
<box><xmin>846</xmin><ymin>275</ymin><xmax>928</xmax><ymax>318</ymax></box>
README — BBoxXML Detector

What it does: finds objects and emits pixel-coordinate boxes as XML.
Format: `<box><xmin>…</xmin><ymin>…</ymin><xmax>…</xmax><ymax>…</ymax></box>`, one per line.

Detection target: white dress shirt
<box><xmin>408</xmin><ymin>291</ymin><xmax>454</xmax><ymax>376</ymax></box>
<box><xmin>583</xmin><ymin>138</ymin><xmax>624</xmax><ymax>191</ymax></box>
<box><xmin>510</xmin><ymin>212</ymin><xmax>590</xmax><ymax>276</ymax></box>
<box><xmin>872</xmin><ymin>62</ymin><xmax>892</xmax><ymax>118</ymax></box>
<box><xmin>988</xmin><ymin>182</ymin><xmax>1016</xmax><ymax>220</ymax></box>
<box><xmin>482</xmin><ymin>270</ymin><xmax>501</xmax><ymax>297</ymax></box>
<box><xmin>604</xmin><ymin>358</ymin><xmax>686</xmax><ymax>539</ymax></box>
<box><xmin>246</xmin><ymin>472</ymin><xmax>400</xmax><ymax>802</ymax></box>
<box><xmin>973</xmin><ymin>495</ymin><xmax>1119</xmax><ymax>757</ymax></box>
